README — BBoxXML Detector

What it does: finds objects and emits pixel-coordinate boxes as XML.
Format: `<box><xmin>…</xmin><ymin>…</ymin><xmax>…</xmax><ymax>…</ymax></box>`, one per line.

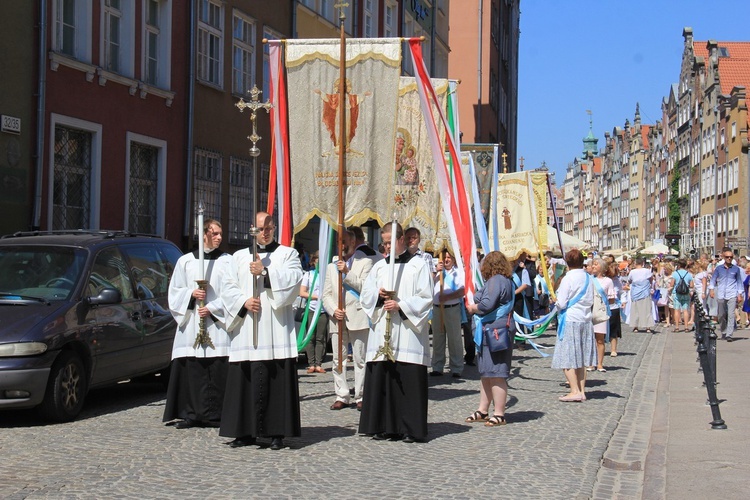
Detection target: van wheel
<box><xmin>39</xmin><ymin>351</ymin><xmax>88</xmax><ymax>422</ymax></box>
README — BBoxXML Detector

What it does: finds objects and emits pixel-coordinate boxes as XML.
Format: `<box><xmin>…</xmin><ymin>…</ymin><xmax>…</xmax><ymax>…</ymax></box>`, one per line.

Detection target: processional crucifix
<box><xmin>236</xmin><ymin>85</ymin><xmax>273</xmax><ymax>348</ymax></box>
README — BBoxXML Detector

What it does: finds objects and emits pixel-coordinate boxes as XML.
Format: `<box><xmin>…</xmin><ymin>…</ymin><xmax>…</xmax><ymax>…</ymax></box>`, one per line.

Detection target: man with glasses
<box><xmin>709</xmin><ymin>247</ymin><xmax>744</xmax><ymax>342</ymax></box>
<box><xmin>220</xmin><ymin>212</ymin><xmax>303</xmax><ymax>450</ymax></box>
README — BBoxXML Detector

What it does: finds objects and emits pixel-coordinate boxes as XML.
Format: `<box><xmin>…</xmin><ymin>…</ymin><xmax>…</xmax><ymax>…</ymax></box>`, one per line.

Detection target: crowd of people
<box><xmin>161</xmin><ymin>215</ymin><xmax>747</xmax><ymax>447</ymax></box>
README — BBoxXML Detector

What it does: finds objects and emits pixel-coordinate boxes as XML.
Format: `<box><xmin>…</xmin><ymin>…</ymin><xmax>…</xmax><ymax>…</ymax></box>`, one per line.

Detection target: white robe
<box><xmin>360</xmin><ymin>254</ymin><xmax>433</xmax><ymax>366</ymax></box>
<box><xmin>222</xmin><ymin>244</ymin><xmax>302</xmax><ymax>362</ymax></box>
<box><xmin>168</xmin><ymin>251</ymin><xmax>232</xmax><ymax>359</ymax></box>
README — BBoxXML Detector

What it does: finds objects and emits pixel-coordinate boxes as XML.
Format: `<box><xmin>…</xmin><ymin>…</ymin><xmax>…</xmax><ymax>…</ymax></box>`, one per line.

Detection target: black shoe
<box><xmin>726</xmin><ymin>337</ymin><xmax>734</xmax><ymax>342</ymax></box>
<box><xmin>465</xmin><ymin>360</ymin><xmax>476</xmax><ymax>366</ymax></box>
<box><xmin>372</xmin><ymin>432</ymin><xmax>389</xmax><ymax>441</ymax></box>
<box><xmin>429</xmin><ymin>371</ymin><xmax>443</xmax><ymax>377</ymax></box>
<box><xmin>452</xmin><ymin>373</ymin><xmax>461</xmax><ymax>379</ymax></box>
<box><xmin>175</xmin><ymin>419</ymin><xmax>196</xmax><ymax>429</ymax></box>
<box><xmin>269</xmin><ymin>437</ymin><xmax>284</xmax><ymax>450</ymax></box>
<box><xmin>228</xmin><ymin>436</ymin><xmax>256</xmax><ymax>448</ymax></box>
<box><xmin>402</xmin><ymin>435</ymin><xmax>417</xmax><ymax>443</ymax></box>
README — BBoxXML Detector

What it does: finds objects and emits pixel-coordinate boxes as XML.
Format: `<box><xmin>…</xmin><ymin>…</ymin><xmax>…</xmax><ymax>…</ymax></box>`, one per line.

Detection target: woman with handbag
<box><xmin>464</xmin><ymin>251</ymin><xmax>516</xmax><ymax>427</ymax></box>
<box><xmin>551</xmin><ymin>248</ymin><xmax>596</xmax><ymax>402</ymax></box>
<box><xmin>591</xmin><ymin>258</ymin><xmax>614</xmax><ymax>372</ymax></box>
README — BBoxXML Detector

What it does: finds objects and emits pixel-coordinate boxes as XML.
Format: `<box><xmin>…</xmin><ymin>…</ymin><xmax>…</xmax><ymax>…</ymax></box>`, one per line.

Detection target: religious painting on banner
<box><xmin>462</xmin><ymin>145</ymin><xmax>496</xmax><ymax>226</ymax></box>
<box><xmin>285</xmin><ymin>39</ymin><xmax>402</xmax><ymax>233</ymax></box>
<box><xmin>489</xmin><ymin>171</ymin><xmax>548</xmax><ymax>260</ymax></box>
<box><xmin>392</xmin><ymin>77</ymin><xmax>450</xmax><ymax>253</ymax></box>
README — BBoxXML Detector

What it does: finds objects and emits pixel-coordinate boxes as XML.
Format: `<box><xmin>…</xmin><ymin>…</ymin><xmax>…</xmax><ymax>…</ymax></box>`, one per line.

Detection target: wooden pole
<box><xmin>335</xmin><ymin>3</ymin><xmax>347</xmax><ymax>374</ymax></box>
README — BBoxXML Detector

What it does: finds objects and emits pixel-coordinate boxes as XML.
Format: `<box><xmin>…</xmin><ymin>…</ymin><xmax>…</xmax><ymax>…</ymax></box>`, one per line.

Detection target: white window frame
<box><xmin>384</xmin><ymin>0</ymin><xmax>397</xmax><ymax>37</ymax></box>
<box><xmin>48</xmin><ymin>113</ymin><xmax>102</xmax><ymax>229</ymax></box>
<box><xmin>53</xmin><ymin>0</ymin><xmax>93</xmax><ymax>62</ymax></box>
<box><xmin>142</xmin><ymin>0</ymin><xmax>172</xmax><ymax>88</ymax></box>
<box><xmin>197</xmin><ymin>0</ymin><xmax>224</xmax><ymax>87</ymax></box>
<box><xmin>125</xmin><ymin>132</ymin><xmax>167</xmax><ymax>236</ymax></box>
<box><xmin>232</xmin><ymin>9</ymin><xmax>256</xmax><ymax>97</ymax></box>
<box><xmin>102</xmin><ymin>0</ymin><xmax>123</xmax><ymax>73</ymax></box>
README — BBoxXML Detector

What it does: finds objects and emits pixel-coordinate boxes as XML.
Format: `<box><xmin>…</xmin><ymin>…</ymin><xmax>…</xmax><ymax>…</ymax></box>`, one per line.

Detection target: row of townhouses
<box><xmin>0</xmin><ymin>0</ymin><xmax>520</xmax><ymax>252</ymax></box>
<box><xmin>560</xmin><ymin>28</ymin><xmax>750</xmax><ymax>258</ymax></box>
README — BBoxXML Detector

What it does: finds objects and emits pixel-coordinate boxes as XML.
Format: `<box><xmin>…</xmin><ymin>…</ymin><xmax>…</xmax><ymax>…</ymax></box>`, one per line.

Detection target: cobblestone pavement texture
<box><xmin>1</xmin><ymin>329</ymin><xmax>660</xmax><ymax>499</ymax></box>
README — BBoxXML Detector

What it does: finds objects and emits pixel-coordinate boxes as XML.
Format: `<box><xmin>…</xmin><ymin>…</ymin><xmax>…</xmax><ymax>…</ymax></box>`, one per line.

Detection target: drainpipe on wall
<box><xmin>32</xmin><ymin>0</ymin><xmax>47</xmax><ymax>230</ymax></box>
<box><xmin>476</xmin><ymin>0</ymin><xmax>482</xmax><ymax>142</ymax></box>
<box><xmin>183</xmin><ymin>0</ymin><xmax>197</xmax><ymax>240</ymax></box>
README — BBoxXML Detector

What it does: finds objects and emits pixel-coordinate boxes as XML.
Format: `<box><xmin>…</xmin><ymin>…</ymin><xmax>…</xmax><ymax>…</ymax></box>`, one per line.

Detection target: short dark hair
<box><xmin>565</xmin><ymin>248</ymin><xmax>585</xmax><ymax>269</ymax></box>
<box><xmin>404</xmin><ymin>227</ymin><xmax>420</xmax><ymax>238</ymax></box>
<box><xmin>346</xmin><ymin>225</ymin><xmax>365</xmax><ymax>242</ymax></box>
<box><xmin>722</xmin><ymin>247</ymin><xmax>733</xmax><ymax>255</ymax></box>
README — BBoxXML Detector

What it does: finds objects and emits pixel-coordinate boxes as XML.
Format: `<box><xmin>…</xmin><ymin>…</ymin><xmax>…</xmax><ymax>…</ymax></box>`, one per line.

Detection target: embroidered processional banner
<box><xmin>392</xmin><ymin>77</ymin><xmax>449</xmax><ymax>253</ymax></box>
<box><xmin>489</xmin><ymin>171</ymin><xmax>548</xmax><ymax>260</ymax></box>
<box><xmin>285</xmin><ymin>38</ymin><xmax>401</xmax><ymax>232</ymax></box>
<box><xmin>462</xmin><ymin>145</ymin><xmax>497</xmax><ymax>225</ymax></box>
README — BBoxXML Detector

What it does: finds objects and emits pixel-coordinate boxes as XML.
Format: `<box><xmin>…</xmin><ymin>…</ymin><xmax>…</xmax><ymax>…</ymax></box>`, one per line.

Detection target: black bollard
<box><xmin>692</xmin><ymin>294</ymin><xmax>726</xmax><ymax>429</ymax></box>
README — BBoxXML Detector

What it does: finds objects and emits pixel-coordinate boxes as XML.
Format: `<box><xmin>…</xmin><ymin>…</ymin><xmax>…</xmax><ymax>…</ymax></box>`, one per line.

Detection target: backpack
<box><xmin>675</xmin><ymin>272</ymin><xmax>689</xmax><ymax>295</ymax></box>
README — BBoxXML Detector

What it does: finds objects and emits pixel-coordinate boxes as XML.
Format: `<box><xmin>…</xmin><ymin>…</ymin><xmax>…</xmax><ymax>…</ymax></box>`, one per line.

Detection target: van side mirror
<box><xmin>86</xmin><ymin>288</ymin><xmax>122</xmax><ymax>306</ymax></box>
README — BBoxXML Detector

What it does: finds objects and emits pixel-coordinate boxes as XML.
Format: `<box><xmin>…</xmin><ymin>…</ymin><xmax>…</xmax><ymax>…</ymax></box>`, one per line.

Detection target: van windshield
<box><xmin>0</xmin><ymin>246</ymin><xmax>86</xmax><ymax>301</ymax></box>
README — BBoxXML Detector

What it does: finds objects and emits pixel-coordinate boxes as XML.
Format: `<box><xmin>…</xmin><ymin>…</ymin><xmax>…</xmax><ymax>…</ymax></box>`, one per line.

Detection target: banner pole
<box><xmin>335</xmin><ymin>2</ymin><xmax>348</xmax><ymax>374</ymax></box>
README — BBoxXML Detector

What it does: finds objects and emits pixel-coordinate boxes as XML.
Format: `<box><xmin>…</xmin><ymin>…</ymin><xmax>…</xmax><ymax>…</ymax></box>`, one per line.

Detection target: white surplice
<box><xmin>168</xmin><ymin>250</ymin><xmax>232</xmax><ymax>359</ymax></box>
<box><xmin>360</xmin><ymin>253</ymin><xmax>434</xmax><ymax>366</ymax></box>
<box><xmin>221</xmin><ymin>244</ymin><xmax>302</xmax><ymax>362</ymax></box>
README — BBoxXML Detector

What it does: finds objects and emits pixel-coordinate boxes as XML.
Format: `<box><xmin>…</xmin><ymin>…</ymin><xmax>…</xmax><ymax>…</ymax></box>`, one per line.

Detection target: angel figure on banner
<box><xmin>314</xmin><ymin>78</ymin><xmax>371</xmax><ymax>157</ymax></box>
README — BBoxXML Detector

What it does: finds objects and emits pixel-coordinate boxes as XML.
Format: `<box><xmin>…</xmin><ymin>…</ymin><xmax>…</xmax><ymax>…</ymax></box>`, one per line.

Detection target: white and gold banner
<box><xmin>285</xmin><ymin>38</ymin><xmax>402</xmax><ymax>232</ymax></box>
<box><xmin>489</xmin><ymin>171</ymin><xmax>548</xmax><ymax>259</ymax></box>
<box><xmin>392</xmin><ymin>77</ymin><xmax>449</xmax><ymax>253</ymax></box>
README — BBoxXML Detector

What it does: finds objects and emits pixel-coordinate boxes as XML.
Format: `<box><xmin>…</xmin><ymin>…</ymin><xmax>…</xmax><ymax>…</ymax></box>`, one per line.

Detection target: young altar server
<box><xmin>358</xmin><ymin>222</ymin><xmax>434</xmax><ymax>443</ymax></box>
<box><xmin>163</xmin><ymin>219</ymin><xmax>232</xmax><ymax>429</ymax></box>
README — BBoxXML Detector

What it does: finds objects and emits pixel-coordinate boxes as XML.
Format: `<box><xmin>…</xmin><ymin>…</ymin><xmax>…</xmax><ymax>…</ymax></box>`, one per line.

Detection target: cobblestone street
<box><xmin>1</xmin><ymin>330</ymin><xmax>657</xmax><ymax>499</ymax></box>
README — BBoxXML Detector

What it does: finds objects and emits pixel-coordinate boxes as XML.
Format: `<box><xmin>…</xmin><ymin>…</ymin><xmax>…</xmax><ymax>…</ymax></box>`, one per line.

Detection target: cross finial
<box><xmin>236</xmin><ymin>85</ymin><xmax>273</xmax><ymax>157</ymax></box>
<box><xmin>334</xmin><ymin>1</ymin><xmax>348</xmax><ymax>21</ymax></box>
<box><xmin>501</xmin><ymin>152</ymin><xmax>508</xmax><ymax>173</ymax></box>
<box><xmin>519</xmin><ymin>156</ymin><xmax>525</xmax><ymax>171</ymax></box>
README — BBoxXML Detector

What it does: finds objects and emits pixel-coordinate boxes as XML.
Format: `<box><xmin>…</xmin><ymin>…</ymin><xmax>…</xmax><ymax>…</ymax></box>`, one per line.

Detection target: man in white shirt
<box><xmin>430</xmin><ymin>250</ymin><xmax>465</xmax><ymax>378</ymax></box>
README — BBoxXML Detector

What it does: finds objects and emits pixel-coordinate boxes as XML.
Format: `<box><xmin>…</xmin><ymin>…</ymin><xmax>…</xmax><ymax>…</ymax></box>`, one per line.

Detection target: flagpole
<box><xmin>335</xmin><ymin>1</ymin><xmax>348</xmax><ymax>374</ymax></box>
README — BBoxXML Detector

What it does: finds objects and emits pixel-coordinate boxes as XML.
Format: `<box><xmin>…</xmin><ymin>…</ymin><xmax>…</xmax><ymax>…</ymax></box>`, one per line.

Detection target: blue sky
<box><xmin>517</xmin><ymin>0</ymin><xmax>749</xmax><ymax>185</ymax></box>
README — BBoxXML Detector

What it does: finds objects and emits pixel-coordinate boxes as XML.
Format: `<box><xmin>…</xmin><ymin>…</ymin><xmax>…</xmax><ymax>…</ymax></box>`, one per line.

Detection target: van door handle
<box><xmin>143</xmin><ymin>309</ymin><xmax>154</xmax><ymax>319</ymax></box>
<box><xmin>131</xmin><ymin>311</ymin><xmax>141</xmax><ymax>322</ymax></box>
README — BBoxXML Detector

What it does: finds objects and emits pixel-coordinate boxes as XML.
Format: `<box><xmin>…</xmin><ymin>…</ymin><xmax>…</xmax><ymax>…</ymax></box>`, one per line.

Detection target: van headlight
<box><xmin>0</xmin><ymin>343</ymin><xmax>48</xmax><ymax>357</ymax></box>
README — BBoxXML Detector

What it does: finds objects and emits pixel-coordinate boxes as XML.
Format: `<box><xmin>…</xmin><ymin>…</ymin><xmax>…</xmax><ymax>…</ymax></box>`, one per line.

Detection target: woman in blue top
<box><xmin>464</xmin><ymin>251</ymin><xmax>515</xmax><ymax>426</ymax></box>
<box><xmin>669</xmin><ymin>259</ymin><xmax>693</xmax><ymax>332</ymax></box>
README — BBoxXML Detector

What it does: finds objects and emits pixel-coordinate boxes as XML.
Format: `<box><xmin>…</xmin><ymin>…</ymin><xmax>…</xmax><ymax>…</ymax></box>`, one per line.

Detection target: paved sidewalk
<box><xmin>594</xmin><ymin>325</ymin><xmax>750</xmax><ymax>499</ymax></box>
